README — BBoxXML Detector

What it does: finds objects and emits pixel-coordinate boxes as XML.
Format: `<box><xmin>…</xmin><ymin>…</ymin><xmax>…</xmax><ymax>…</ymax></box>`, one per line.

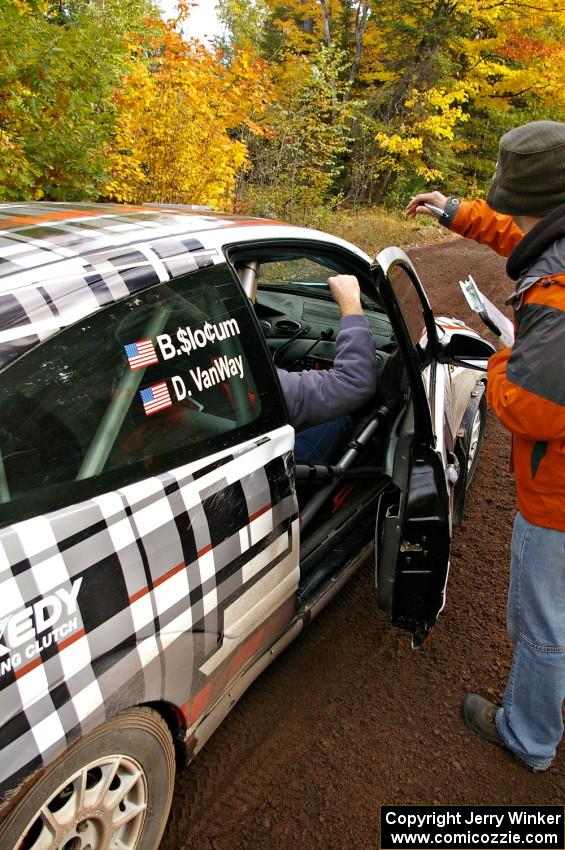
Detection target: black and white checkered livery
<box><xmin>0</xmin><ymin>425</ymin><xmax>299</xmax><ymax>798</ymax></box>
<box><xmin>0</xmin><ymin>203</ymin><xmax>366</xmax><ymax>370</ymax></box>
<box><xmin>0</xmin><ymin>203</ymin><xmax>306</xmax><ymax>802</ymax></box>
<box><xmin>0</xmin><ymin>204</ymin><xmax>233</xmax><ymax>369</ymax></box>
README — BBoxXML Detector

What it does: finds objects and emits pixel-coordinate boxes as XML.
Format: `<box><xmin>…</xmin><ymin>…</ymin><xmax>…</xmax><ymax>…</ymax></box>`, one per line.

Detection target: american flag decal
<box><xmin>140</xmin><ymin>382</ymin><xmax>173</xmax><ymax>416</ymax></box>
<box><xmin>124</xmin><ymin>338</ymin><xmax>159</xmax><ymax>370</ymax></box>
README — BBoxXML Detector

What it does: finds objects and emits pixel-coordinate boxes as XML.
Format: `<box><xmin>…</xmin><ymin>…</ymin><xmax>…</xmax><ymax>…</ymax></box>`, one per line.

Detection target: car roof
<box><xmin>0</xmin><ymin>203</ymin><xmax>370</xmax><ymax>369</ymax></box>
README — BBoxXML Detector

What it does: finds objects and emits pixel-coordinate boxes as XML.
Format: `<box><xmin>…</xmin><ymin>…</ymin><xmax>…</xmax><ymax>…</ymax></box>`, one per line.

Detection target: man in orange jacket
<box><xmin>406</xmin><ymin>120</ymin><xmax>565</xmax><ymax>773</ymax></box>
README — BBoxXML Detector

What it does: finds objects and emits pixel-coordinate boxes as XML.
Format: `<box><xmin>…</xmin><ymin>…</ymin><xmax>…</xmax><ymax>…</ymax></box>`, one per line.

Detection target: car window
<box><xmin>259</xmin><ymin>257</ymin><xmax>336</xmax><ymax>289</ymax></box>
<box><xmin>0</xmin><ymin>264</ymin><xmax>286</xmax><ymax>524</ymax></box>
<box><xmin>254</xmin><ymin>252</ymin><xmax>382</xmax><ymax>313</ymax></box>
<box><xmin>387</xmin><ymin>264</ymin><xmax>429</xmax><ymax>351</ymax></box>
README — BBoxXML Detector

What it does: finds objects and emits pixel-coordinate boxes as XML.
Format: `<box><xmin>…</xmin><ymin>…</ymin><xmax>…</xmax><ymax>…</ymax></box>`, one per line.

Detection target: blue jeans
<box><xmin>496</xmin><ymin>512</ymin><xmax>565</xmax><ymax>771</ymax></box>
<box><xmin>294</xmin><ymin>416</ymin><xmax>352</xmax><ymax>464</ymax></box>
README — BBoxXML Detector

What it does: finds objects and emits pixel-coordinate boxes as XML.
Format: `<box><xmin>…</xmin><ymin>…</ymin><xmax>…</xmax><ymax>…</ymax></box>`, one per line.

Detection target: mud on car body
<box><xmin>0</xmin><ymin>203</ymin><xmax>494</xmax><ymax>850</ymax></box>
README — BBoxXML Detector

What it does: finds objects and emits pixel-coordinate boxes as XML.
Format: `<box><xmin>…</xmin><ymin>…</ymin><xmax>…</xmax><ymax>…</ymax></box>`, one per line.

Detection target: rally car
<box><xmin>0</xmin><ymin>203</ymin><xmax>494</xmax><ymax>850</ymax></box>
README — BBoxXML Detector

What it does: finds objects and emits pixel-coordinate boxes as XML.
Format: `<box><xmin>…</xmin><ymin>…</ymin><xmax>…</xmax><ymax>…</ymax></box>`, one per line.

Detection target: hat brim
<box><xmin>486</xmin><ymin>173</ymin><xmax>525</xmax><ymax>216</ymax></box>
<box><xmin>486</xmin><ymin>171</ymin><xmax>563</xmax><ymax>217</ymax></box>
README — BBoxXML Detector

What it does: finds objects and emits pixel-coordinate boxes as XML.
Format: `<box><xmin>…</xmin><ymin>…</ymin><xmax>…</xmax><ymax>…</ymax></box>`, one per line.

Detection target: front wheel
<box><xmin>0</xmin><ymin>707</ymin><xmax>175</xmax><ymax>850</ymax></box>
<box><xmin>453</xmin><ymin>390</ymin><xmax>487</xmax><ymax>527</ymax></box>
<box><xmin>465</xmin><ymin>393</ymin><xmax>487</xmax><ymax>487</ymax></box>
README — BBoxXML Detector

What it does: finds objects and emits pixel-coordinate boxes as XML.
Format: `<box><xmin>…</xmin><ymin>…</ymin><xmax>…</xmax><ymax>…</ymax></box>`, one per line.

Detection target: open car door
<box><xmin>372</xmin><ymin>248</ymin><xmax>451</xmax><ymax>648</ymax></box>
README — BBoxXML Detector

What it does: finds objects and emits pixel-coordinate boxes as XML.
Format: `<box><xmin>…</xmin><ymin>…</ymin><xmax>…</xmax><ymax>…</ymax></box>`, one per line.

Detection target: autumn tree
<box><xmin>0</xmin><ymin>0</ymin><xmax>154</xmax><ymax>200</ymax></box>
<box><xmin>3</xmin><ymin>0</ymin><xmax>563</xmax><ymax>212</ymax></box>
<box><xmin>350</xmin><ymin>0</ymin><xmax>565</xmax><ymax>203</ymax></box>
<box><xmin>220</xmin><ymin>0</ymin><xmax>565</xmax><ymax>212</ymax></box>
<box><xmin>235</xmin><ymin>45</ymin><xmax>355</xmax><ymax>221</ymax></box>
<box><xmin>104</xmin><ymin>16</ymin><xmax>271</xmax><ymax>207</ymax></box>
<box><xmin>218</xmin><ymin>0</ymin><xmax>361</xmax><ymax>221</ymax></box>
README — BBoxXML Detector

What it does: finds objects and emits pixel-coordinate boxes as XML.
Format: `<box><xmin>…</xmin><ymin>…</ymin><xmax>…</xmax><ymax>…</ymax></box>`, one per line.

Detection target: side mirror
<box><xmin>440</xmin><ymin>331</ymin><xmax>497</xmax><ymax>370</ymax></box>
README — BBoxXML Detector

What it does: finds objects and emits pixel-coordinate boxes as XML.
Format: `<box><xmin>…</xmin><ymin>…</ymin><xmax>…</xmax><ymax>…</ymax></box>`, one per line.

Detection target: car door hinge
<box><xmin>399</xmin><ymin>541</ymin><xmax>424</xmax><ymax>553</ymax></box>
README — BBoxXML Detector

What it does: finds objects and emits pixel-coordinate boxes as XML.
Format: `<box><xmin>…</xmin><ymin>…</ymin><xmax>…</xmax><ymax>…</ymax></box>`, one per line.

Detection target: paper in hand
<box><xmin>459</xmin><ymin>275</ymin><xmax>515</xmax><ymax>347</ymax></box>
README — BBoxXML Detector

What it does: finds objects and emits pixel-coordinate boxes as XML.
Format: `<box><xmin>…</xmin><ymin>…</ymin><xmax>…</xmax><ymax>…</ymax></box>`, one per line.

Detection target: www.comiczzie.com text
<box><xmin>381</xmin><ymin>806</ymin><xmax>564</xmax><ymax>849</ymax></box>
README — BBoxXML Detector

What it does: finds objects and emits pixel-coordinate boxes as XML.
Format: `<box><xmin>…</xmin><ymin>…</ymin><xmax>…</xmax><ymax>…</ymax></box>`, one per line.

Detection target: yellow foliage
<box><xmin>106</xmin><ymin>0</ymin><xmax>565</xmax><ymax>209</ymax></box>
<box><xmin>105</xmin><ymin>17</ymin><xmax>271</xmax><ymax>207</ymax></box>
<box><xmin>375</xmin><ymin>132</ymin><xmax>423</xmax><ymax>156</ymax></box>
<box><xmin>263</xmin><ymin>0</ymin><xmax>320</xmax><ymax>54</ymax></box>
<box><xmin>11</xmin><ymin>0</ymin><xmax>49</xmax><ymax>12</ymax></box>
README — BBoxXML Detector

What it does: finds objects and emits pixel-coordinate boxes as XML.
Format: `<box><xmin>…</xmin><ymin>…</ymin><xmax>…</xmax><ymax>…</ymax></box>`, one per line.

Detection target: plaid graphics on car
<box><xmin>0</xmin><ymin>425</ymin><xmax>298</xmax><ymax>800</ymax></box>
<box><xmin>0</xmin><ymin>205</ymin><xmax>221</xmax><ymax>369</ymax></box>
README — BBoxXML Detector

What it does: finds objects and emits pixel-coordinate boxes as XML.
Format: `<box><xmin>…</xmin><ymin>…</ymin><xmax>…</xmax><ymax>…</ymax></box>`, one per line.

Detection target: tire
<box><xmin>465</xmin><ymin>393</ymin><xmax>487</xmax><ymax>487</ymax></box>
<box><xmin>0</xmin><ymin>707</ymin><xmax>175</xmax><ymax>850</ymax></box>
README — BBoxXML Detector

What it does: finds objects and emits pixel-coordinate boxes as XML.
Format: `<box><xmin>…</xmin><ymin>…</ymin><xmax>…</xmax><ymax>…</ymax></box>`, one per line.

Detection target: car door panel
<box><xmin>372</xmin><ymin>248</ymin><xmax>451</xmax><ymax>645</ymax></box>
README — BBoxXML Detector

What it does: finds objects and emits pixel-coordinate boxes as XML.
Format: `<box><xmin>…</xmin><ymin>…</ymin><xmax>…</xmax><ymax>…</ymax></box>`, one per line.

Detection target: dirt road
<box><xmin>160</xmin><ymin>239</ymin><xmax>565</xmax><ymax>850</ymax></box>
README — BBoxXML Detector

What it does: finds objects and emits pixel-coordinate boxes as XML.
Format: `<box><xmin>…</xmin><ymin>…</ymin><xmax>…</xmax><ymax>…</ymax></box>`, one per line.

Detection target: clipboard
<box><xmin>459</xmin><ymin>275</ymin><xmax>515</xmax><ymax>347</ymax></box>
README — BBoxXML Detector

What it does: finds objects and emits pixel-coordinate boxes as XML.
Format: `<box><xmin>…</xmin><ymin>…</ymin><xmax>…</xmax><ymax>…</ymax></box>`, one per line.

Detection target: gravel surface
<box><xmin>160</xmin><ymin>239</ymin><xmax>565</xmax><ymax>850</ymax></box>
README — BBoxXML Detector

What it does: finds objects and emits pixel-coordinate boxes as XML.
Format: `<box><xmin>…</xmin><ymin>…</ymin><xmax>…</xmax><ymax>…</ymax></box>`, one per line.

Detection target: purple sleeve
<box><xmin>276</xmin><ymin>315</ymin><xmax>377</xmax><ymax>431</ymax></box>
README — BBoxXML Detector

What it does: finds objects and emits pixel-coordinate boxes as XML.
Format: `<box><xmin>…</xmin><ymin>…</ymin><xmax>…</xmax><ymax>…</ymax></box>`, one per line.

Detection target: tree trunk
<box><xmin>345</xmin><ymin>0</ymin><xmax>370</xmax><ymax>98</ymax></box>
<box><xmin>319</xmin><ymin>0</ymin><xmax>332</xmax><ymax>46</ymax></box>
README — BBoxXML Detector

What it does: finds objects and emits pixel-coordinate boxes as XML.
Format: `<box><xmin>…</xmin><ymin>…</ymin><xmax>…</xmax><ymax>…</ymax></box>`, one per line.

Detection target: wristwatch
<box><xmin>441</xmin><ymin>196</ymin><xmax>462</xmax><ymax>227</ymax></box>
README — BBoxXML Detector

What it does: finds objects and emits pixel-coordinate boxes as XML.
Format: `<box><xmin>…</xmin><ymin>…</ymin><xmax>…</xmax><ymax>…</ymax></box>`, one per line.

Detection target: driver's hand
<box><xmin>405</xmin><ymin>191</ymin><xmax>448</xmax><ymax>219</ymax></box>
<box><xmin>328</xmin><ymin>274</ymin><xmax>363</xmax><ymax>317</ymax></box>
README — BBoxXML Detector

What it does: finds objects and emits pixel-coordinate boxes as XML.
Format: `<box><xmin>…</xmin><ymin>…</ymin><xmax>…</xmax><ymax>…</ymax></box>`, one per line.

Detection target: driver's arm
<box><xmin>276</xmin><ymin>275</ymin><xmax>377</xmax><ymax>431</ymax></box>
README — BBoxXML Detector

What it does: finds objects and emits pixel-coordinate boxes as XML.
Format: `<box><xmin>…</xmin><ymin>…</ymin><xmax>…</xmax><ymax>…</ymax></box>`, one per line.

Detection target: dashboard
<box><xmin>255</xmin><ymin>285</ymin><xmax>395</xmax><ymax>371</ymax></box>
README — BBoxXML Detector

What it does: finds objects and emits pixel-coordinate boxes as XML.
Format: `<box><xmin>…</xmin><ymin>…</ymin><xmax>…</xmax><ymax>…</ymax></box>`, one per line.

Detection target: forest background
<box><xmin>1</xmin><ymin>0</ymin><xmax>565</xmax><ymax>241</ymax></box>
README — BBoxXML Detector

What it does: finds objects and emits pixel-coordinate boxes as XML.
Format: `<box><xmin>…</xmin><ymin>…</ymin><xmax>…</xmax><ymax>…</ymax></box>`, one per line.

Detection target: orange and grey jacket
<box><xmin>445</xmin><ymin>198</ymin><xmax>565</xmax><ymax>532</ymax></box>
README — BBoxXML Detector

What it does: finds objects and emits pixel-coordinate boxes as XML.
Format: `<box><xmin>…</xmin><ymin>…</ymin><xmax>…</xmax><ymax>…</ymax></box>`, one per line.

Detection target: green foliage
<box><xmin>0</xmin><ymin>0</ymin><xmax>156</xmax><ymax>201</ymax></box>
<box><xmin>1</xmin><ymin>0</ymin><xmax>563</xmax><ymax>213</ymax></box>
<box><xmin>222</xmin><ymin>0</ymin><xmax>565</xmax><ymax>211</ymax></box>
<box><xmin>216</xmin><ymin>0</ymin><xmax>269</xmax><ymax>54</ymax></box>
<box><xmin>238</xmin><ymin>45</ymin><xmax>355</xmax><ymax>219</ymax></box>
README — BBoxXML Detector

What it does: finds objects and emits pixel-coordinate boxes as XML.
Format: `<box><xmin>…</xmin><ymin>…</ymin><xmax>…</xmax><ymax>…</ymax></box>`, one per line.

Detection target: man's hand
<box><xmin>405</xmin><ymin>191</ymin><xmax>448</xmax><ymax>219</ymax></box>
<box><xmin>328</xmin><ymin>274</ymin><xmax>363</xmax><ymax>317</ymax></box>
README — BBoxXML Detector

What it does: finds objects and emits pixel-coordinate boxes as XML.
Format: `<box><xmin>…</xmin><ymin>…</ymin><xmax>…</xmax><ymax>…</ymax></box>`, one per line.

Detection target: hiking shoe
<box><xmin>463</xmin><ymin>693</ymin><xmax>551</xmax><ymax>773</ymax></box>
<box><xmin>462</xmin><ymin>693</ymin><xmax>505</xmax><ymax>748</ymax></box>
